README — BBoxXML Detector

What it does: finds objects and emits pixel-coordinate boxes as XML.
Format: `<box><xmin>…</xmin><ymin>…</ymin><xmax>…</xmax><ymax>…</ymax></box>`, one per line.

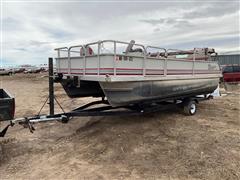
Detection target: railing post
<box><xmin>48</xmin><ymin>57</ymin><xmax>54</xmax><ymax>116</ymax></box>
<box><xmin>143</xmin><ymin>56</ymin><xmax>146</xmax><ymax>76</ymax></box>
<box><xmin>164</xmin><ymin>51</ymin><xmax>167</xmax><ymax>76</ymax></box>
<box><xmin>114</xmin><ymin>41</ymin><xmax>116</xmax><ymax>76</ymax></box>
<box><xmin>143</xmin><ymin>47</ymin><xmax>147</xmax><ymax>76</ymax></box>
<box><xmin>192</xmin><ymin>48</ymin><xmax>195</xmax><ymax>75</ymax></box>
<box><xmin>83</xmin><ymin>46</ymin><xmax>86</xmax><ymax>75</ymax></box>
<box><xmin>164</xmin><ymin>59</ymin><xmax>167</xmax><ymax>76</ymax></box>
<box><xmin>98</xmin><ymin>42</ymin><xmax>100</xmax><ymax>75</ymax></box>
<box><xmin>56</xmin><ymin>50</ymin><xmax>60</xmax><ymax>74</ymax></box>
<box><xmin>68</xmin><ymin>49</ymin><xmax>71</xmax><ymax>74</ymax></box>
<box><xmin>57</xmin><ymin>49</ymin><xmax>60</xmax><ymax>58</ymax></box>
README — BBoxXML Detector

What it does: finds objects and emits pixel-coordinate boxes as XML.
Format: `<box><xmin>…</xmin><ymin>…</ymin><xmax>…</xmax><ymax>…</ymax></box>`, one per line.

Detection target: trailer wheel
<box><xmin>183</xmin><ymin>100</ymin><xmax>197</xmax><ymax>116</ymax></box>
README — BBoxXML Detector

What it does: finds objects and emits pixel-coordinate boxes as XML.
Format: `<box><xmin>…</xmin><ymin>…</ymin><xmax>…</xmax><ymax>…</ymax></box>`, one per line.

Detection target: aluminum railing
<box><xmin>54</xmin><ymin>40</ymin><xmax>212</xmax><ymax>77</ymax></box>
<box><xmin>55</xmin><ymin>40</ymin><xmax>149</xmax><ymax>76</ymax></box>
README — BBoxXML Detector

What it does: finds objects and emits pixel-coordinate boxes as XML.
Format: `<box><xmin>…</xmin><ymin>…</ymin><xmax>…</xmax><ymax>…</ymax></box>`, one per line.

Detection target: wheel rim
<box><xmin>190</xmin><ymin>103</ymin><xmax>196</xmax><ymax>114</ymax></box>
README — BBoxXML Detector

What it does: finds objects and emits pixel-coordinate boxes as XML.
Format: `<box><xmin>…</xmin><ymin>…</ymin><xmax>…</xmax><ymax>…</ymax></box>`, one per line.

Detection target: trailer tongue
<box><xmin>0</xmin><ymin>99</ymin><xmax>152</xmax><ymax>137</ymax></box>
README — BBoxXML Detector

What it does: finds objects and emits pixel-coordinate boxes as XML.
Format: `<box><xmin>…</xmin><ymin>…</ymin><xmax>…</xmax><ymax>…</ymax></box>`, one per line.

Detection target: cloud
<box><xmin>153</xmin><ymin>28</ymin><xmax>160</xmax><ymax>32</ymax></box>
<box><xmin>2</xmin><ymin>17</ymin><xmax>23</xmax><ymax>31</ymax></box>
<box><xmin>14</xmin><ymin>48</ymin><xmax>28</xmax><ymax>52</ymax></box>
<box><xmin>139</xmin><ymin>19</ymin><xmax>165</xmax><ymax>26</ymax></box>
<box><xmin>1</xmin><ymin>1</ymin><xmax>239</xmax><ymax>66</ymax></box>
<box><xmin>29</xmin><ymin>40</ymin><xmax>51</xmax><ymax>46</ymax></box>
<box><xmin>36</xmin><ymin>24</ymin><xmax>75</xmax><ymax>40</ymax></box>
<box><xmin>183</xmin><ymin>2</ymin><xmax>240</xmax><ymax>19</ymax></box>
<box><xmin>166</xmin><ymin>36</ymin><xmax>240</xmax><ymax>51</ymax></box>
<box><xmin>140</xmin><ymin>18</ymin><xmax>193</xmax><ymax>29</ymax></box>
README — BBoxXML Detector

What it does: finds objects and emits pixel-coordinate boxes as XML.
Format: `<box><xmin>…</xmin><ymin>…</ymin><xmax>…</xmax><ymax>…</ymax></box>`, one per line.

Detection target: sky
<box><xmin>1</xmin><ymin>0</ymin><xmax>240</xmax><ymax>66</ymax></box>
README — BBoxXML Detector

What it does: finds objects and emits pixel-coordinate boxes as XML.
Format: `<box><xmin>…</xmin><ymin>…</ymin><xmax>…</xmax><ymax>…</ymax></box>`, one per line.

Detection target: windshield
<box><xmin>223</xmin><ymin>66</ymin><xmax>233</xmax><ymax>73</ymax></box>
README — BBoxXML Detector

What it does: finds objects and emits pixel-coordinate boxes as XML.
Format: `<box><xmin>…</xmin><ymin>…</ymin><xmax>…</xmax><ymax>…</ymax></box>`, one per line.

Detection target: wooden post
<box><xmin>48</xmin><ymin>57</ymin><xmax>54</xmax><ymax>115</ymax></box>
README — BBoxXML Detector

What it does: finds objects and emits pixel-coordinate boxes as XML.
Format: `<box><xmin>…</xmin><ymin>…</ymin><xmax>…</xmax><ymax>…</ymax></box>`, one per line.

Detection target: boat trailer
<box><xmin>0</xmin><ymin>58</ymin><xmax>212</xmax><ymax>137</ymax></box>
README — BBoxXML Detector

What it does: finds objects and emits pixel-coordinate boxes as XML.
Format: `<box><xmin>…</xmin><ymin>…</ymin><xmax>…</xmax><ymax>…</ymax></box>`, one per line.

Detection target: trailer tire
<box><xmin>183</xmin><ymin>100</ymin><xmax>197</xmax><ymax>116</ymax></box>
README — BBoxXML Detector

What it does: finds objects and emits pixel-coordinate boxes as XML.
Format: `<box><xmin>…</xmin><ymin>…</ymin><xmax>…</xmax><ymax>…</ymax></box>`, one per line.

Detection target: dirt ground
<box><xmin>0</xmin><ymin>74</ymin><xmax>239</xmax><ymax>180</ymax></box>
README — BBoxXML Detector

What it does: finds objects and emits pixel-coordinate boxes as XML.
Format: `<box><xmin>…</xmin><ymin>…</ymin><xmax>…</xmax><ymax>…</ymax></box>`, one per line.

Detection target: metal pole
<box><xmin>113</xmin><ymin>41</ymin><xmax>116</xmax><ymax>76</ymax></box>
<box><xmin>48</xmin><ymin>57</ymin><xmax>54</xmax><ymax>115</ymax></box>
<box><xmin>192</xmin><ymin>48</ymin><xmax>195</xmax><ymax>75</ymax></box>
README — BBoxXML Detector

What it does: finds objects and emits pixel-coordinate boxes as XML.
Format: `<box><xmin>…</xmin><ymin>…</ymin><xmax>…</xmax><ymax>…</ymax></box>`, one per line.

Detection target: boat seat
<box><xmin>80</xmin><ymin>46</ymin><xmax>94</xmax><ymax>56</ymax></box>
<box><xmin>129</xmin><ymin>48</ymin><xmax>143</xmax><ymax>53</ymax></box>
<box><xmin>148</xmin><ymin>52</ymin><xmax>165</xmax><ymax>58</ymax></box>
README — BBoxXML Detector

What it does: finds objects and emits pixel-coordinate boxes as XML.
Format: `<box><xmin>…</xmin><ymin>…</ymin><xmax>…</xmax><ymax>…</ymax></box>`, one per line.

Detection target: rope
<box><xmin>37</xmin><ymin>95</ymin><xmax>66</xmax><ymax>116</ymax></box>
<box><xmin>37</xmin><ymin>96</ymin><xmax>49</xmax><ymax>116</ymax></box>
<box><xmin>54</xmin><ymin>96</ymin><xmax>65</xmax><ymax>113</ymax></box>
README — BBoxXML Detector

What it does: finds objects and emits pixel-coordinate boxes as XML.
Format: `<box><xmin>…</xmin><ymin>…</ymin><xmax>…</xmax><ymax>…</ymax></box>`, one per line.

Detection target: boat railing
<box><xmin>54</xmin><ymin>47</ymin><xmax>68</xmax><ymax>73</ymax></box>
<box><xmin>55</xmin><ymin>40</ymin><xmax>215</xmax><ymax>77</ymax></box>
<box><xmin>55</xmin><ymin>40</ymin><xmax>149</xmax><ymax>76</ymax></box>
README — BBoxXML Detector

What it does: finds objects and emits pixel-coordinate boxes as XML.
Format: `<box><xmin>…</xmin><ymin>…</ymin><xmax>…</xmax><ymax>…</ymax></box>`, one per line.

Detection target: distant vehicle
<box><xmin>222</xmin><ymin>65</ymin><xmax>240</xmax><ymax>83</ymax></box>
<box><xmin>13</xmin><ymin>67</ymin><xmax>25</xmax><ymax>73</ymax></box>
<box><xmin>39</xmin><ymin>64</ymin><xmax>49</xmax><ymax>72</ymax></box>
<box><xmin>39</xmin><ymin>67</ymin><xmax>48</xmax><ymax>72</ymax></box>
<box><xmin>23</xmin><ymin>67</ymin><xmax>42</xmax><ymax>73</ymax></box>
<box><xmin>0</xmin><ymin>68</ymin><xmax>13</xmax><ymax>76</ymax></box>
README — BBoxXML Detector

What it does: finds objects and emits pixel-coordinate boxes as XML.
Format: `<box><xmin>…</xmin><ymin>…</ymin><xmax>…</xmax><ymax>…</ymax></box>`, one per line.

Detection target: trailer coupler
<box><xmin>0</xmin><ymin>115</ymin><xmax>69</xmax><ymax>137</ymax></box>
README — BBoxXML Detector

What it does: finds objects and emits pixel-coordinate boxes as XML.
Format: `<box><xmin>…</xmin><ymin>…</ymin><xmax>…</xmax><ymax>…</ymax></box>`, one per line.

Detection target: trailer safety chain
<box><xmin>21</xmin><ymin>118</ymin><xmax>35</xmax><ymax>133</ymax></box>
<box><xmin>27</xmin><ymin>119</ymin><xmax>35</xmax><ymax>133</ymax></box>
<box><xmin>54</xmin><ymin>96</ymin><xmax>65</xmax><ymax>113</ymax></box>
